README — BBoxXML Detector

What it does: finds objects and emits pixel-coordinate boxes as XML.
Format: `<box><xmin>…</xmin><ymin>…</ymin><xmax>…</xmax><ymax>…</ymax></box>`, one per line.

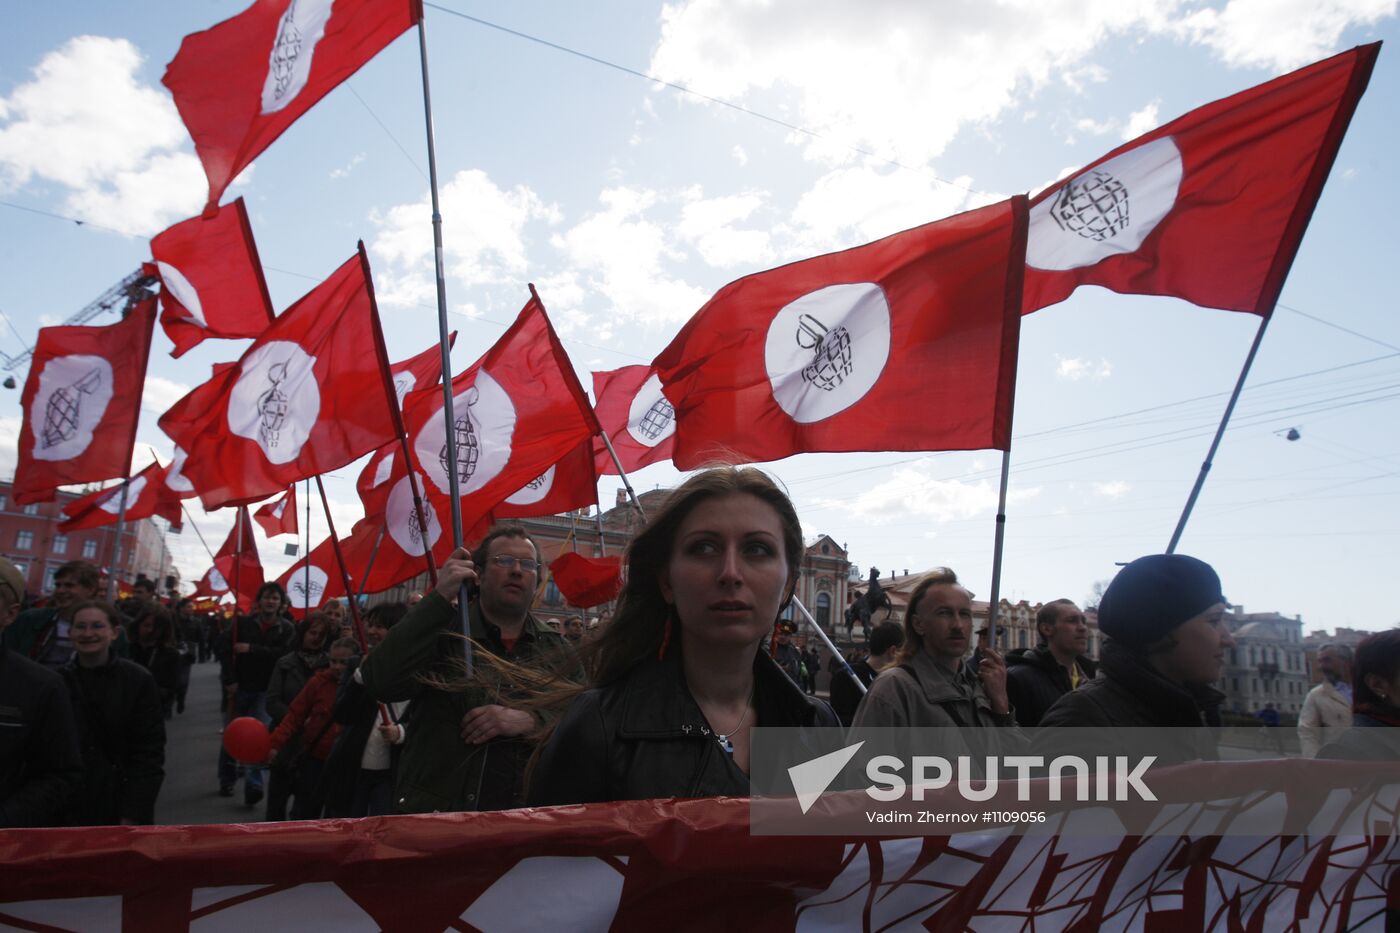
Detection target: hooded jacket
<box><xmin>528</xmin><ymin>645</ymin><xmax>838</xmax><ymax>806</ymax></box>
<box><xmin>1005</xmin><ymin>645</ymin><xmax>1098</xmax><ymax>728</ymax></box>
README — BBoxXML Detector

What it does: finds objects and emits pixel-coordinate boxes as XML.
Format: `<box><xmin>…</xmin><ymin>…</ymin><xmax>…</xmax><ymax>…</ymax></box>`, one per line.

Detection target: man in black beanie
<box><xmin>1033</xmin><ymin>554</ymin><xmax>1234</xmax><ymax>766</ymax></box>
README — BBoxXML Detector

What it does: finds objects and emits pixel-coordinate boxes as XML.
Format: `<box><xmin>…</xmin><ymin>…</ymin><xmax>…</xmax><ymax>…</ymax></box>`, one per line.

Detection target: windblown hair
<box><xmin>896</xmin><ymin>568</ymin><xmax>968</xmax><ymax>664</ymax></box>
<box><xmin>293</xmin><ymin>613</ymin><xmax>329</xmax><ymax>652</ymax></box>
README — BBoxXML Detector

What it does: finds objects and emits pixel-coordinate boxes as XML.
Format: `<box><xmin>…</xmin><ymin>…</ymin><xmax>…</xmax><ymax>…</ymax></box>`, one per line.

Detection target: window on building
<box><xmin>0</xmin><ymin>494</ymin><xmax>7</xmax><ymax>510</ymax></box>
<box><xmin>15</xmin><ymin>530</ymin><xmax>33</xmax><ymax>550</ymax></box>
<box><xmin>52</xmin><ymin>534</ymin><xmax>67</xmax><ymax>555</ymax></box>
<box><xmin>815</xmin><ymin>592</ymin><xmax>831</xmax><ymax>628</ymax></box>
<box><xmin>22</xmin><ymin>503</ymin><xmax>39</xmax><ymax>516</ymax></box>
<box><xmin>1232</xmin><ymin>678</ymin><xmax>1240</xmax><ymax>692</ymax></box>
<box><xmin>81</xmin><ymin>540</ymin><xmax>98</xmax><ymax>559</ymax></box>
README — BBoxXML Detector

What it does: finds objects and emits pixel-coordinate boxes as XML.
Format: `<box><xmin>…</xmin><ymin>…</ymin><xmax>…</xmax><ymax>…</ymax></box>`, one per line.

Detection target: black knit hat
<box><xmin>1097</xmin><ymin>554</ymin><xmax>1226</xmax><ymax>648</ymax></box>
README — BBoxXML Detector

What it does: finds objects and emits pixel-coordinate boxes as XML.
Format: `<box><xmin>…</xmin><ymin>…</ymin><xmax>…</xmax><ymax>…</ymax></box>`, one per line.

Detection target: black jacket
<box><xmin>528</xmin><ymin>646</ymin><xmax>839</xmax><ymax>806</ymax></box>
<box><xmin>320</xmin><ymin>660</ymin><xmax>405</xmax><ymax>817</ymax></box>
<box><xmin>1005</xmin><ymin>646</ymin><xmax>1098</xmax><ymax>728</ymax></box>
<box><xmin>829</xmin><ymin>659</ymin><xmax>877</xmax><ymax>727</ymax></box>
<box><xmin>0</xmin><ymin>647</ymin><xmax>84</xmax><ymax>827</ymax></box>
<box><xmin>221</xmin><ymin>614</ymin><xmax>296</xmax><ymax>692</ymax></box>
<box><xmin>1317</xmin><ymin>712</ymin><xmax>1400</xmax><ymax>761</ymax></box>
<box><xmin>1033</xmin><ymin>640</ymin><xmax>1224</xmax><ymax>767</ymax></box>
<box><xmin>61</xmin><ymin>656</ymin><xmax>166</xmax><ymax>825</ymax></box>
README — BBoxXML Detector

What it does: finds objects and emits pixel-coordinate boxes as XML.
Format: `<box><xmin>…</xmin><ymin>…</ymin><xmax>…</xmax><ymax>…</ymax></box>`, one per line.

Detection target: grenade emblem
<box><xmin>795</xmin><ymin>313</ymin><xmax>853</xmax><ymax>392</ymax></box>
<box><xmin>406</xmin><ymin>490</ymin><xmax>435</xmax><ymax>547</ymax></box>
<box><xmin>440</xmin><ymin>387</ymin><xmax>481</xmax><ymax>484</ymax></box>
<box><xmin>257</xmin><ymin>361</ymin><xmax>291</xmax><ymax>450</ymax></box>
<box><xmin>1050</xmin><ymin>169</ymin><xmax>1130</xmax><ymax>242</ymax></box>
<box><xmin>525</xmin><ymin>473</ymin><xmax>548</xmax><ymax>491</ymax></box>
<box><xmin>267</xmin><ymin>0</ymin><xmax>305</xmax><ymax>105</ymax></box>
<box><xmin>41</xmin><ymin>368</ymin><xmax>102</xmax><ymax>449</ymax></box>
<box><xmin>291</xmin><ymin>576</ymin><xmax>323</xmax><ymax>604</ymax></box>
<box><xmin>637</xmin><ymin>397</ymin><xmax>674</xmax><ymax>440</ymax></box>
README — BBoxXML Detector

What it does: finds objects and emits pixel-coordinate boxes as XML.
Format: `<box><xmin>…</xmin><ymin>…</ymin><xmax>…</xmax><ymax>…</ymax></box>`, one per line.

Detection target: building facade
<box><xmin>0</xmin><ymin>480</ymin><xmax>178</xmax><ymax>601</ymax></box>
<box><xmin>1217</xmin><ymin>609</ymin><xmax>1312</xmax><ymax>716</ymax></box>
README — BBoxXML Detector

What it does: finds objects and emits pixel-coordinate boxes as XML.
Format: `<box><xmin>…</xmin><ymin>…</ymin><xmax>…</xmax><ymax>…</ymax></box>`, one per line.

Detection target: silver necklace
<box><xmin>713</xmin><ymin>688</ymin><xmax>755</xmax><ymax>755</ymax></box>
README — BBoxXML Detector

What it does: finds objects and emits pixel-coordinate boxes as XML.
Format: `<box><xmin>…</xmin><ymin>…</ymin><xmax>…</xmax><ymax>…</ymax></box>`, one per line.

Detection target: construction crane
<box><xmin>1</xmin><ymin>268</ymin><xmax>159</xmax><ymax>372</ymax></box>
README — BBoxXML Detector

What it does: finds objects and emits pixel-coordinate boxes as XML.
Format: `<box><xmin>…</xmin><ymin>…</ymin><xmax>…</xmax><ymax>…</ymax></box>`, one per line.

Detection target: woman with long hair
<box><xmin>1319</xmin><ymin>629</ymin><xmax>1400</xmax><ymax>760</ymax></box>
<box><xmin>127</xmin><ymin>606</ymin><xmax>182</xmax><ymax>720</ymax></box>
<box><xmin>527</xmin><ymin>467</ymin><xmax>838</xmax><ymax>806</ymax></box>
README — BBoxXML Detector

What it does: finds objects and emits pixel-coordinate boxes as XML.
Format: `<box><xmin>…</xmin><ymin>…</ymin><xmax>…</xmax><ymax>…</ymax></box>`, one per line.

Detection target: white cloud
<box><xmin>1074</xmin><ymin>116</ymin><xmax>1116</xmax><ymax>136</ymax></box>
<box><xmin>819</xmin><ymin>459</ymin><xmax>1040</xmax><ymax>524</ymax></box>
<box><xmin>142</xmin><ymin>375</ymin><xmax>191</xmax><ymax>413</ymax></box>
<box><xmin>1094</xmin><ymin>480</ymin><xmax>1131</xmax><ymax>499</ymax></box>
<box><xmin>369</xmin><ymin>169</ymin><xmax>561</xmax><ymax>307</ymax></box>
<box><xmin>1121</xmin><ymin>100</ymin><xmax>1161</xmax><ymax>140</ymax></box>
<box><xmin>1055</xmin><ymin>355</ymin><xmax>1113</xmax><ymax>381</ymax></box>
<box><xmin>649</xmin><ymin>1</ymin><xmax>1179</xmax><ymax>166</ymax></box>
<box><xmin>732</xmin><ymin>144</ymin><xmax>749</xmax><ymax>166</ymax></box>
<box><xmin>676</xmin><ymin>188</ymin><xmax>773</xmax><ymax>267</ymax></box>
<box><xmin>0</xmin><ymin>36</ymin><xmax>204</xmax><ymax>235</ymax></box>
<box><xmin>1177</xmin><ymin>0</ymin><xmax>1395</xmax><ymax>70</ymax></box>
<box><xmin>330</xmin><ymin>153</ymin><xmax>366</xmax><ymax>180</ymax></box>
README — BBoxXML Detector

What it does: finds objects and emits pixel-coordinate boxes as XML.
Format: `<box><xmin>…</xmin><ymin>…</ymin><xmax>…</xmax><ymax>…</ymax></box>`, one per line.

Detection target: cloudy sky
<box><xmin>1</xmin><ymin>0</ymin><xmax>1397</xmax><ymax>631</ymax></box>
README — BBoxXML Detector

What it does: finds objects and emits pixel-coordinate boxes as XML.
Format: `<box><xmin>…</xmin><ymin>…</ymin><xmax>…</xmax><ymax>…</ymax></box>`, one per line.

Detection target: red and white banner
<box><xmin>592</xmin><ymin>365</ymin><xmax>675</xmax><ymax>475</ymax></box>
<box><xmin>654</xmin><ymin>198</ymin><xmax>1027</xmax><ymax>469</ymax></box>
<box><xmin>211</xmin><ymin>506</ymin><xmax>263</xmax><ymax>611</ymax></box>
<box><xmin>147</xmin><ymin>197</ymin><xmax>274</xmax><ymax>357</ymax></box>
<box><xmin>0</xmin><ymin>761</ymin><xmax>1395</xmax><ymax>931</ymax></box>
<box><xmin>163</xmin><ymin>0</ymin><xmax>421</xmax><ymax>210</ymax></box>
<box><xmin>493</xmin><ymin>439</ymin><xmax>598</xmax><ymax>521</ymax></box>
<box><xmin>1023</xmin><ymin>43</ymin><xmax>1379</xmax><ymax>317</ymax></box>
<box><xmin>276</xmin><ymin>534</ymin><xmax>342</xmax><ymax>617</ymax></box>
<box><xmin>13</xmin><ymin>301</ymin><xmax>157</xmax><ymax>504</ymax></box>
<box><xmin>549</xmin><ymin>551</ymin><xmax>622</xmax><ymax>608</ymax></box>
<box><xmin>159</xmin><ymin>248</ymin><xmax>399</xmax><ymax>510</ymax></box>
<box><xmin>59</xmin><ymin>460</ymin><xmax>184</xmax><ymax>532</ymax></box>
<box><xmin>253</xmin><ymin>486</ymin><xmax>298</xmax><ymax>538</ymax></box>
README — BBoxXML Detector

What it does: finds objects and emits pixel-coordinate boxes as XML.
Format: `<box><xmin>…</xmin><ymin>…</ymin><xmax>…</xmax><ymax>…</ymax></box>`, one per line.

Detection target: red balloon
<box><xmin>223</xmin><ymin>716</ymin><xmax>271</xmax><ymax>763</ymax></box>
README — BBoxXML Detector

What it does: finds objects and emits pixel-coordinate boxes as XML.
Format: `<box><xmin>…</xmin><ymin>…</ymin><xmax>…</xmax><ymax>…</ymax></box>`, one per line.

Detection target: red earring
<box><xmin>658</xmin><ymin>607</ymin><xmax>674</xmax><ymax>661</ymax></box>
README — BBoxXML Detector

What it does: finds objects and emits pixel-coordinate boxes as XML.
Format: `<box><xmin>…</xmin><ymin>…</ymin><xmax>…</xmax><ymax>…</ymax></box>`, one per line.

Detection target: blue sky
<box><xmin>1</xmin><ymin>0</ymin><xmax>1397</xmax><ymax>632</ymax></box>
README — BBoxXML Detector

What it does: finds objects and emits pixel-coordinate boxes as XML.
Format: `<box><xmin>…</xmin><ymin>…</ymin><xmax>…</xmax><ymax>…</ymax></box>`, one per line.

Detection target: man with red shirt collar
<box><xmin>217</xmin><ymin>582</ymin><xmax>294</xmax><ymax>805</ymax></box>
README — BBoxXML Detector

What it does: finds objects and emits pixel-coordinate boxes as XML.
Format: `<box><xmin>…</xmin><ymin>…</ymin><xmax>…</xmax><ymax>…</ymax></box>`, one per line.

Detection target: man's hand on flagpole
<box><xmin>435</xmin><ymin>548</ymin><xmax>477</xmax><ymax>603</ymax></box>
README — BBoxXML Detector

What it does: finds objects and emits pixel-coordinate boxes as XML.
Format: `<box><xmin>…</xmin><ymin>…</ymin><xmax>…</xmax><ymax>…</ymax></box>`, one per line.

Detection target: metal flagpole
<box><xmin>598</xmin><ymin>432</ymin><xmax>644</xmax><ymax>522</ymax></box>
<box><xmin>104</xmin><ymin>477</ymin><xmax>132</xmax><ymax>602</ymax></box>
<box><xmin>984</xmin><ymin>449</ymin><xmax>1012</xmax><ymax>649</ymax></box>
<box><xmin>790</xmin><ymin>596</ymin><xmax>865</xmax><ymax>696</ymax></box>
<box><xmin>1167</xmin><ymin>315</ymin><xmax>1272</xmax><ymax>554</ymax></box>
<box><xmin>180</xmin><ymin>504</ymin><xmax>218</xmax><ymax>563</ymax></box>
<box><xmin>354</xmin><ymin>522</ymin><xmax>388</xmax><ymax>604</ymax></box>
<box><xmin>414</xmin><ymin>18</ymin><xmax>471</xmax><ymax>667</ymax></box>
<box><xmin>304</xmin><ymin>478</ymin><xmax>312</xmax><ymax>615</ymax></box>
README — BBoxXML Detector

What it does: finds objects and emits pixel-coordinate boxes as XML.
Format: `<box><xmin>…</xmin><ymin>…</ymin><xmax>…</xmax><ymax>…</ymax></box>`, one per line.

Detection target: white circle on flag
<box><xmin>156</xmin><ymin>261</ymin><xmax>206</xmax><ymax>327</ymax></box>
<box><xmin>99</xmin><ymin>476</ymin><xmax>147</xmax><ymax>515</ymax></box>
<box><xmin>30</xmin><ymin>354</ymin><xmax>115</xmax><ymax>462</ymax></box>
<box><xmin>1026</xmin><ymin>136</ymin><xmax>1184</xmax><ymax>271</ymax></box>
<box><xmin>288</xmin><ymin>565</ymin><xmax>329</xmax><ymax>610</ymax></box>
<box><xmin>387</xmin><ymin>474</ymin><xmax>441</xmax><ymax>557</ymax></box>
<box><xmin>228</xmin><ymin>341</ymin><xmax>320</xmax><ymax>465</ymax></box>
<box><xmin>371</xmin><ymin>450</ymin><xmax>395</xmax><ymax>488</ymax></box>
<box><xmin>261</xmin><ymin>0</ymin><xmax>334</xmax><ymax>115</ymax></box>
<box><xmin>393</xmin><ymin>371</ymin><xmax>416</xmax><ymax>409</ymax></box>
<box><xmin>208</xmin><ymin>567</ymin><xmax>229</xmax><ymax>593</ymax></box>
<box><xmin>625</xmin><ymin>374</ymin><xmax>676</xmax><ymax>447</ymax></box>
<box><xmin>414</xmin><ymin>370</ymin><xmax>516</xmax><ymax>497</ymax></box>
<box><xmin>505</xmin><ymin>466</ymin><xmax>556</xmax><ymax>506</ymax></box>
<box><xmin>166</xmin><ymin>447</ymin><xmax>194</xmax><ymax>493</ymax></box>
<box><xmin>764</xmin><ymin>283</ymin><xmax>891</xmax><ymax>424</ymax></box>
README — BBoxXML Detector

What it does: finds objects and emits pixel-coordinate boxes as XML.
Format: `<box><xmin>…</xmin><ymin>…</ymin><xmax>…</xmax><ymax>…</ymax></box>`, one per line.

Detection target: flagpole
<box><xmin>104</xmin><ymin>477</ymin><xmax>132</xmax><ymax>602</ymax></box>
<box><xmin>790</xmin><ymin>596</ymin><xmax>865</xmax><ymax>696</ymax></box>
<box><xmin>412</xmin><ymin>16</ymin><xmax>472</xmax><ymax>663</ymax></box>
<box><xmin>303</xmin><ymin>478</ymin><xmax>312</xmax><ymax>616</ymax></box>
<box><xmin>355</xmin><ymin>522</ymin><xmax>387</xmax><ymax>604</ymax></box>
<box><xmin>598</xmin><ymin>432</ymin><xmax>645</xmax><ymax>522</ymax></box>
<box><xmin>180</xmin><ymin>504</ymin><xmax>218</xmax><ymax>563</ymax></box>
<box><xmin>1166</xmin><ymin>314</ymin><xmax>1272</xmax><ymax>554</ymax></box>
<box><xmin>984</xmin><ymin>449</ymin><xmax>1012</xmax><ymax>649</ymax></box>
<box><xmin>232</xmin><ymin>507</ymin><xmax>245</xmax><ymax>644</ymax></box>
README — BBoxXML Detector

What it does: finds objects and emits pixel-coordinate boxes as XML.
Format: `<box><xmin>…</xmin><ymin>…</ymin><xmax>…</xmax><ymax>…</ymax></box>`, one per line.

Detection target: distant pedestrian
<box><xmin>218</xmin><ymin>583</ymin><xmax>295</xmax><ymax>806</ymax></box>
<box><xmin>1299</xmin><ymin>644</ymin><xmax>1354</xmax><ymax>757</ymax></box>
<box><xmin>1005</xmin><ymin>599</ymin><xmax>1096</xmax><ymax>727</ymax></box>
<box><xmin>1319</xmin><ymin>631</ymin><xmax>1400</xmax><ymax>761</ymax></box>
<box><xmin>268</xmin><ymin>637</ymin><xmax>359</xmax><ymax>820</ymax></box>
<box><xmin>830</xmin><ymin>621</ymin><xmax>903</xmax><ymax>727</ymax></box>
<box><xmin>264</xmin><ymin>614</ymin><xmax>329</xmax><ymax>821</ymax></box>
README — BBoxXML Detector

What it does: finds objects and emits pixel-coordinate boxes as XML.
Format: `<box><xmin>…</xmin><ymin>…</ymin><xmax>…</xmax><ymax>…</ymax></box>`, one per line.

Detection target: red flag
<box><xmin>192</xmin><ymin>566</ymin><xmax>230</xmax><ymax>601</ymax></box>
<box><xmin>548</xmin><ymin>552</ymin><xmax>622</xmax><ymax>608</ymax></box>
<box><xmin>277</xmin><ymin>534</ymin><xmax>343</xmax><ymax>618</ymax></box>
<box><xmin>60</xmin><ymin>460</ymin><xmax>185</xmax><ymax>532</ymax></box>
<box><xmin>653</xmin><ymin>198</ymin><xmax>1027</xmax><ymax>469</ymax></box>
<box><xmin>163</xmin><ymin>0</ymin><xmax>421</xmax><ymax>210</ymax></box>
<box><xmin>1023</xmin><ymin>43</ymin><xmax>1379</xmax><ymax>317</ymax></box>
<box><xmin>404</xmin><ymin>290</ymin><xmax>600</xmax><ymax>537</ymax></box>
<box><xmin>13</xmin><ymin>301</ymin><xmax>157</xmax><ymax>504</ymax></box>
<box><xmin>158</xmin><ymin>249</ymin><xmax>399</xmax><ymax>509</ymax></box>
<box><xmin>340</xmin><ymin>505</ymin><xmax>489</xmax><ymax>596</ymax></box>
<box><xmin>494</xmin><ymin>440</ymin><xmax>598</xmax><ymax>521</ymax></box>
<box><xmin>147</xmin><ymin>197</ymin><xmax>274</xmax><ymax>357</ymax></box>
<box><xmin>389</xmin><ymin>333</ymin><xmax>455</xmax><ymax>410</ymax></box>
<box><xmin>212</xmin><ymin>507</ymin><xmax>264</xmax><ymax>611</ymax></box>
<box><xmin>592</xmin><ymin>366</ymin><xmax>675</xmax><ymax>475</ymax></box>
<box><xmin>253</xmin><ymin>486</ymin><xmax>298</xmax><ymax>537</ymax></box>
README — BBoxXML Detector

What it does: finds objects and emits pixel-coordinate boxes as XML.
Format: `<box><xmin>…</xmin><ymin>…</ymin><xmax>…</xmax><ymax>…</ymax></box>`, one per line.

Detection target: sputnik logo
<box><xmin>788</xmin><ymin>741</ymin><xmax>866</xmax><ymax>815</ymax></box>
<box><xmin>440</xmin><ymin>386</ymin><xmax>482</xmax><ymax>484</ymax></box>
<box><xmin>41</xmin><ymin>368</ymin><xmax>102</xmax><ymax>449</ymax></box>
<box><xmin>1050</xmin><ymin>170</ymin><xmax>1131</xmax><ymax>242</ymax></box>
<box><xmin>257</xmin><ymin>361</ymin><xmax>291</xmax><ymax>450</ymax></box>
<box><xmin>637</xmin><ymin>397</ymin><xmax>675</xmax><ymax>441</ymax></box>
<box><xmin>795</xmin><ymin>313</ymin><xmax>853</xmax><ymax>393</ymax></box>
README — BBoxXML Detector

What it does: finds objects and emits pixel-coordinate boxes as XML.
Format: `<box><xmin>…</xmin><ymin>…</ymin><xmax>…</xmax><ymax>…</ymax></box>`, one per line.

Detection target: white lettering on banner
<box><xmin>228</xmin><ymin>341</ymin><xmax>320</xmax><ymax>465</ymax></box>
<box><xmin>261</xmin><ymin>0</ymin><xmax>335</xmax><ymax>115</ymax></box>
<box><xmin>30</xmin><ymin>355</ymin><xmax>115</xmax><ymax>462</ymax></box>
<box><xmin>98</xmin><ymin>476</ymin><xmax>147</xmax><ymax>515</ymax></box>
<box><xmin>625</xmin><ymin>373</ymin><xmax>676</xmax><ymax>447</ymax></box>
<box><xmin>155</xmin><ymin>261</ymin><xmax>206</xmax><ymax>327</ymax></box>
<box><xmin>413</xmin><ymin>370</ymin><xmax>516</xmax><ymax>498</ymax></box>
<box><xmin>1026</xmin><ymin>136</ymin><xmax>1183</xmax><ymax>271</ymax></box>
<box><xmin>764</xmin><ymin>283</ymin><xmax>890</xmax><ymax>424</ymax></box>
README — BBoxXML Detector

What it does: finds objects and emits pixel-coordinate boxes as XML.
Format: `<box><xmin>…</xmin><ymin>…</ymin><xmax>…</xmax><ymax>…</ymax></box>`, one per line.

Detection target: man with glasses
<box><xmin>361</xmin><ymin>525</ymin><xmax>572</xmax><ymax>813</ymax></box>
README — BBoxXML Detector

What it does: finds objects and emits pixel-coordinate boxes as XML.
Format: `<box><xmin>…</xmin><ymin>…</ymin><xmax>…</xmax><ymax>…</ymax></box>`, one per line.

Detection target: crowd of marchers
<box><xmin>2</xmin><ymin>465</ymin><xmax>1397</xmax><ymax>828</ymax></box>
